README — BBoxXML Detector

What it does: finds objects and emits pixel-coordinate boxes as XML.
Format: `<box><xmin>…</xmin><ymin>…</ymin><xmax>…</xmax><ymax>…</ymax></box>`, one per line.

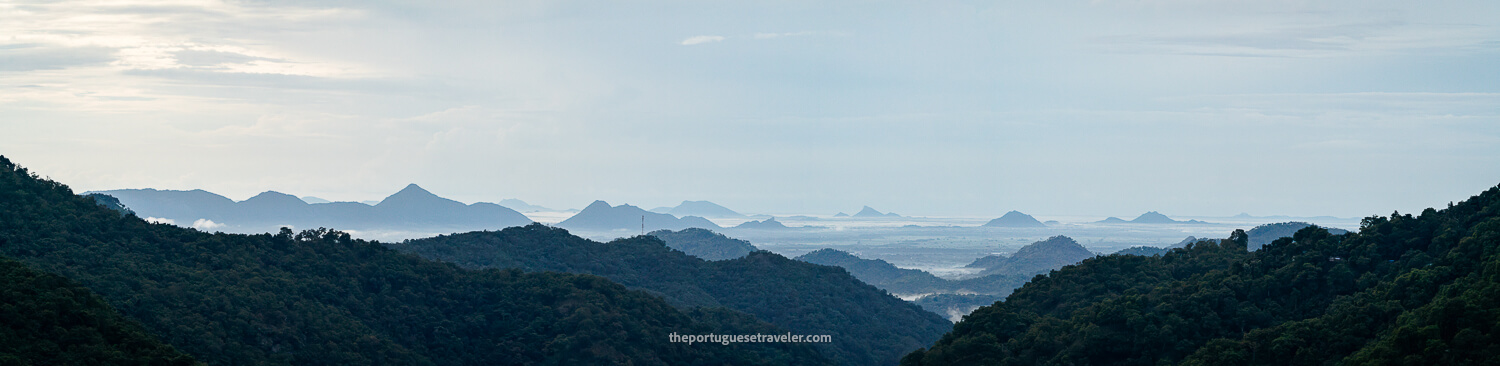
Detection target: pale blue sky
<box><xmin>3</xmin><ymin>0</ymin><xmax>1498</xmax><ymax>217</ymax></box>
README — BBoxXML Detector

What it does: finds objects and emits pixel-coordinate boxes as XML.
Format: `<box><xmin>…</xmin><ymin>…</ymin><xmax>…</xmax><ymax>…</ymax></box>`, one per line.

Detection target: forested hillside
<box><xmin>397</xmin><ymin>227</ymin><xmax>951</xmax><ymax>366</ymax></box>
<box><xmin>904</xmin><ymin>184</ymin><xmax>1500</xmax><ymax>365</ymax></box>
<box><xmin>0</xmin><ymin>256</ymin><xmax>200</xmax><ymax>365</ymax></box>
<box><xmin>0</xmin><ymin>156</ymin><xmax>828</xmax><ymax>365</ymax></box>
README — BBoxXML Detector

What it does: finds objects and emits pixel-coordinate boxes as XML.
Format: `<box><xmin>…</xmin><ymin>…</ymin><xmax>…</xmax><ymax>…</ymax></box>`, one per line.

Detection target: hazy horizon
<box><xmin>6</xmin><ymin>1</ymin><xmax>1499</xmax><ymax>218</ymax></box>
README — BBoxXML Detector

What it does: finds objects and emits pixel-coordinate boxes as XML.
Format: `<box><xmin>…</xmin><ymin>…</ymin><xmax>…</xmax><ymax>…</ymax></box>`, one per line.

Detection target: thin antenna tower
<box><xmin>641</xmin><ymin>215</ymin><xmax>645</xmax><ymax>236</ymax></box>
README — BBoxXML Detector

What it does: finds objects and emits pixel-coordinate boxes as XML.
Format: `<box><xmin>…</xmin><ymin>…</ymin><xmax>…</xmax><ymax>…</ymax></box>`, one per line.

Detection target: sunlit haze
<box><xmin>5</xmin><ymin>0</ymin><xmax>1499</xmax><ymax>218</ymax></box>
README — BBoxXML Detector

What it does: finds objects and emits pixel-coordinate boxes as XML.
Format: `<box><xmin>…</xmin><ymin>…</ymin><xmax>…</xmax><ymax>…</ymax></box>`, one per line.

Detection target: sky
<box><xmin>3</xmin><ymin>0</ymin><xmax>1498</xmax><ymax>218</ymax></box>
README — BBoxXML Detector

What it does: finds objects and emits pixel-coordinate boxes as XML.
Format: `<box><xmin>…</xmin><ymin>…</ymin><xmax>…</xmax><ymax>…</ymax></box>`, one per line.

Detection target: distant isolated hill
<box><xmin>983</xmin><ymin>211</ymin><xmax>1046</xmax><ymax>227</ymax></box>
<box><xmin>967</xmin><ymin>236</ymin><xmax>1096</xmax><ymax>277</ymax></box>
<box><xmin>734</xmin><ymin>217</ymin><xmax>789</xmax><ymax>230</ymax></box>
<box><xmin>496</xmin><ymin>198</ymin><xmax>553</xmax><ymax>212</ymax></box>
<box><xmin>1095</xmin><ymin>211</ymin><xmax>1210</xmax><ymax>224</ymax></box>
<box><xmin>89</xmin><ymin>184</ymin><xmax>532</xmax><ymax>234</ymax></box>
<box><xmin>662</xmin><ymin>200</ymin><xmax>746</xmax><ymax>218</ymax></box>
<box><xmin>648</xmin><ymin>228</ymin><xmax>758</xmax><ymax>260</ymax></box>
<box><xmin>1246</xmin><ymin>221</ymin><xmax>1350</xmax><ymax>250</ymax></box>
<box><xmin>1130</xmin><ymin>211</ymin><xmax>1177</xmax><ymax>223</ymax></box>
<box><xmin>853</xmin><ymin>206</ymin><xmax>902</xmax><ymax>218</ymax></box>
<box><xmin>556</xmin><ymin>200</ymin><xmax>720</xmax><ymax>232</ymax></box>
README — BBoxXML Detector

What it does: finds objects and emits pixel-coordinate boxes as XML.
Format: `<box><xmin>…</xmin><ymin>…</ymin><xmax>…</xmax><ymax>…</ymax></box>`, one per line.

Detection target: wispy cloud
<box><xmin>680</xmin><ymin>35</ymin><xmax>725</xmax><ymax>45</ymax></box>
<box><xmin>753</xmin><ymin>31</ymin><xmax>815</xmax><ymax>39</ymax></box>
<box><xmin>0</xmin><ymin>0</ymin><xmax>371</xmax><ymax>76</ymax></box>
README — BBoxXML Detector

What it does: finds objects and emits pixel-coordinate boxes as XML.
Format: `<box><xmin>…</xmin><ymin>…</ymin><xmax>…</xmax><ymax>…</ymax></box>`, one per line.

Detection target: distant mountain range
<box><xmin>983</xmin><ymin>211</ymin><xmax>1046</xmax><ymax>227</ymax></box>
<box><xmin>966</xmin><ymin>236</ymin><xmax>1096</xmax><ymax>277</ymax></box>
<box><xmin>1096</xmin><ymin>211</ymin><xmax>1210</xmax><ymax>224</ymax></box>
<box><xmin>88</xmin><ymin>184</ymin><xmax>532</xmax><ymax>234</ymax></box>
<box><xmin>556</xmin><ymin>200</ymin><xmax>720</xmax><ymax>232</ymax></box>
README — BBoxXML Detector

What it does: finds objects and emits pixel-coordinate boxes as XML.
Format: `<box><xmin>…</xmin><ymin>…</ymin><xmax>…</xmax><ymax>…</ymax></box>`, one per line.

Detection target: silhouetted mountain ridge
<box><xmin>89</xmin><ymin>184</ymin><xmax>532</xmax><ymax>234</ymax></box>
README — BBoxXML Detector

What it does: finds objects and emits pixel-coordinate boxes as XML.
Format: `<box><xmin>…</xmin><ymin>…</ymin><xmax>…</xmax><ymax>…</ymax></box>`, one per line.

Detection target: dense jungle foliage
<box><xmin>0</xmin><ymin>256</ymin><xmax>200</xmax><ymax>366</ymax></box>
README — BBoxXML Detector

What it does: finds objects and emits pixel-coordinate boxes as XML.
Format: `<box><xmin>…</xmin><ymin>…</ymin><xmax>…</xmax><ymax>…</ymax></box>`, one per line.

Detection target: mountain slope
<box><xmin>90</xmin><ymin>185</ymin><xmax>532</xmax><ymax>235</ymax></box>
<box><xmin>0</xmin><ymin>156</ymin><xmax>825</xmax><ymax>365</ymax></box>
<box><xmin>649</xmin><ymin>228</ymin><xmax>759</xmax><ymax>260</ymax></box>
<box><xmin>796</xmin><ymin>249</ymin><xmax>950</xmax><ymax>293</ymax></box>
<box><xmin>795</xmin><ymin>249</ymin><xmax>1030</xmax><ymax>321</ymax></box>
<box><xmin>396</xmin><ymin>226</ymin><xmax>951</xmax><ymax>366</ymax></box>
<box><xmin>904</xmin><ymin>184</ymin><xmax>1500</xmax><ymax>365</ymax></box>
